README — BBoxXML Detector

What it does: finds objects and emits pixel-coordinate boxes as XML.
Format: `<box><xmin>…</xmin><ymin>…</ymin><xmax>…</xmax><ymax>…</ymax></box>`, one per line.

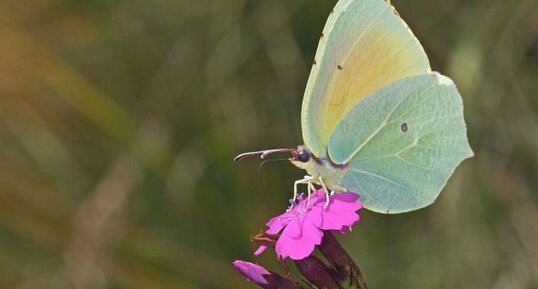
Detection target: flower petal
<box><xmin>321</xmin><ymin>208</ymin><xmax>360</xmax><ymax>230</ymax></box>
<box><xmin>320</xmin><ymin>193</ymin><xmax>362</xmax><ymax>231</ymax></box>
<box><xmin>254</xmin><ymin>245</ymin><xmax>267</xmax><ymax>256</ymax></box>
<box><xmin>332</xmin><ymin>192</ymin><xmax>360</xmax><ymax>203</ymax></box>
<box><xmin>282</xmin><ymin>218</ymin><xmax>303</xmax><ymax>239</ymax></box>
<box><xmin>266</xmin><ymin>214</ymin><xmax>291</xmax><ymax>235</ymax></box>
<box><xmin>310</xmin><ymin>190</ymin><xmax>328</xmax><ymax>206</ymax></box>
<box><xmin>329</xmin><ymin>194</ymin><xmax>362</xmax><ymax>210</ymax></box>
<box><xmin>308</xmin><ymin>206</ymin><xmax>323</xmax><ymax>227</ymax></box>
<box><xmin>276</xmin><ymin>216</ymin><xmax>323</xmax><ymax>260</ymax></box>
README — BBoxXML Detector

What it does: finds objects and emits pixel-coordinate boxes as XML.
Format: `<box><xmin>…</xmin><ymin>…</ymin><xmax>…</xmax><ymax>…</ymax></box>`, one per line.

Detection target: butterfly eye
<box><xmin>293</xmin><ymin>147</ymin><xmax>311</xmax><ymax>163</ymax></box>
<box><xmin>298</xmin><ymin>151</ymin><xmax>311</xmax><ymax>162</ymax></box>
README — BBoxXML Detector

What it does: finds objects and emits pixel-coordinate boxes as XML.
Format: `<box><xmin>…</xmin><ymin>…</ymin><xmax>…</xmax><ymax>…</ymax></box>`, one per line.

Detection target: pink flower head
<box><xmin>255</xmin><ymin>189</ymin><xmax>362</xmax><ymax>260</ymax></box>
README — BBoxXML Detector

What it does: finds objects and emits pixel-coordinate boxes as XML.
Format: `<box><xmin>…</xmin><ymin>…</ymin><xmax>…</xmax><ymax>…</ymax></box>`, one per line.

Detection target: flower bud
<box><xmin>294</xmin><ymin>256</ymin><xmax>339</xmax><ymax>289</ymax></box>
<box><xmin>318</xmin><ymin>232</ymin><xmax>367</xmax><ymax>289</ymax></box>
<box><xmin>232</xmin><ymin>260</ymin><xmax>299</xmax><ymax>289</ymax></box>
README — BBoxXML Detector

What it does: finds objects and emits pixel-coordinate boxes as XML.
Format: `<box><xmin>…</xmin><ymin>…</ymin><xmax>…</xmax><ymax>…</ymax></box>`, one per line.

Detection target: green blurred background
<box><xmin>0</xmin><ymin>0</ymin><xmax>537</xmax><ymax>288</ymax></box>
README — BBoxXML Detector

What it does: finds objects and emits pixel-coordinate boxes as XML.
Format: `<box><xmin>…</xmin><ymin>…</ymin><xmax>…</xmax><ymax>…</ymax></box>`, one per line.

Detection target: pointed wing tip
<box><xmin>467</xmin><ymin>147</ymin><xmax>475</xmax><ymax>158</ymax></box>
<box><xmin>431</xmin><ymin>72</ymin><xmax>456</xmax><ymax>87</ymax></box>
<box><xmin>462</xmin><ymin>139</ymin><xmax>475</xmax><ymax>159</ymax></box>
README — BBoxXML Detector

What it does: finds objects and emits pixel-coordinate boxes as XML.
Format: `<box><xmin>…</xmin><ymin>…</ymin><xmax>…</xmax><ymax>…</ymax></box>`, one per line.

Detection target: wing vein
<box><xmin>395</xmin><ymin>155</ymin><xmax>445</xmax><ymax>174</ymax></box>
<box><xmin>415</xmin><ymin>144</ymin><xmax>471</xmax><ymax>154</ymax></box>
<box><xmin>351</xmin><ymin>168</ymin><xmax>408</xmax><ymax>190</ymax></box>
<box><xmin>342</xmin><ymin>79</ymin><xmax>437</xmax><ymax>163</ymax></box>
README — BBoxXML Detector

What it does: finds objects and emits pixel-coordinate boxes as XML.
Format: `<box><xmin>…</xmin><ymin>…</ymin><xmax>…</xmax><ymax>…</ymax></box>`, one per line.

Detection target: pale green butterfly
<box><xmin>236</xmin><ymin>0</ymin><xmax>473</xmax><ymax>213</ymax></box>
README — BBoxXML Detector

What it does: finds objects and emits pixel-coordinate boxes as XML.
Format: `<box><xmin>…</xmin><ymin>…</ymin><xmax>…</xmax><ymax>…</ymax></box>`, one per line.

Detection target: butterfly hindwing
<box><xmin>328</xmin><ymin>73</ymin><xmax>473</xmax><ymax>213</ymax></box>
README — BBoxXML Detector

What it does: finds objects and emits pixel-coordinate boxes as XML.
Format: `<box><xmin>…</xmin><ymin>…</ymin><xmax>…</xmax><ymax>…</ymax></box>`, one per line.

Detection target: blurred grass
<box><xmin>0</xmin><ymin>0</ymin><xmax>536</xmax><ymax>288</ymax></box>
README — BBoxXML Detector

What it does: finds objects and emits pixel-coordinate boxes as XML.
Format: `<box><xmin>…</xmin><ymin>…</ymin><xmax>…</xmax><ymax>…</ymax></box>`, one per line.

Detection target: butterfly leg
<box><xmin>308</xmin><ymin>182</ymin><xmax>316</xmax><ymax>195</ymax></box>
<box><xmin>291</xmin><ymin>176</ymin><xmax>313</xmax><ymax>208</ymax></box>
<box><xmin>308</xmin><ymin>179</ymin><xmax>314</xmax><ymax>197</ymax></box>
<box><xmin>306</xmin><ymin>180</ymin><xmax>312</xmax><ymax>206</ymax></box>
<box><xmin>318</xmin><ymin>177</ymin><xmax>331</xmax><ymax>209</ymax></box>
<box><xmin>302</xmin><ymin>181</ymin><xmax>316</xmax><ymax>207</ymax></box>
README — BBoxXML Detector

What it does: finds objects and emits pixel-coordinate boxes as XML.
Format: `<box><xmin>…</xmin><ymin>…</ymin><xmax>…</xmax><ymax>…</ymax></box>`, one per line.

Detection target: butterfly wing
<box><xmin>328</xmin><ymin>73</ymin><xmax>473</xmax><ymax>213</ymax></box>
<box><xmin>302</xmin><ymin>0</ymin><xmax>431</xmax><ymax>157</ymax></box>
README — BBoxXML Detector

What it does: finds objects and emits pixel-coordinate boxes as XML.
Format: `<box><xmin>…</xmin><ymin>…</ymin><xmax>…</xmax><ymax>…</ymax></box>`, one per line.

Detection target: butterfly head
<box><xmin>291</xmin><ymin>145</ymin><xmax>348</xmax><ymax>191</ymax></box>
<box><xmin>291</xmin><ymin>145</ymin><xmax>312</xmax><ymax>163</ymax></box>
<box><xmin>290</xmin><ymin>145</ymin><xmax>319</xmax><ymax>171</ymax></box>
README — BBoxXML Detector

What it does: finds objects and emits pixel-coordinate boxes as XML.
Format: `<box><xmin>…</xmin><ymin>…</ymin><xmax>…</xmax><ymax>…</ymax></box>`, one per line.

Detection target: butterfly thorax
<box><xmin>290</xmin><ymin>145</ymin><xmax>349</xmax><ymax>192</ymax></box>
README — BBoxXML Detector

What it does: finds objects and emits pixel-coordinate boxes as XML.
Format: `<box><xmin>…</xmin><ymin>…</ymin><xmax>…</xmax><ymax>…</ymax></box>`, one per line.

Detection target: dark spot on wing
<box><xmin>400</xmin><ymin>122</ymin><xmax>408</xmax><ymax>132</ymax></box>
<box><xmin>313</xmin><ymin>59</ymin><xmax>317</xmax><ymax>65</ymax></box>
<box><xmin>337</xmin><ymin>65</ymin><xmax>343</xmax><ymax>70</ymax></box>
<box><xmin>321</xmin><ymin>32</ymin><xmax>324</xmax><ymax>38</ymax></box>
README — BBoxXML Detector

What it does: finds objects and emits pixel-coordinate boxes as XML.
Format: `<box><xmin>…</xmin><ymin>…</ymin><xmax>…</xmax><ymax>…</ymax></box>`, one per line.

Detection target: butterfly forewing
<box><xmin>301</xmin><ymin>0</ymin><xmax>431</xmax><ymax>157</ymax></box>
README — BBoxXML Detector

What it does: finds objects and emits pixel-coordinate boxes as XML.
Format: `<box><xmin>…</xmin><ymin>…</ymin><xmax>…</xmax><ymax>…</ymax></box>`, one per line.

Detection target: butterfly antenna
<box><xmin>234</xmin><ymin>148</ymin><xmax>295</xmax><ymax>162</ymax></box>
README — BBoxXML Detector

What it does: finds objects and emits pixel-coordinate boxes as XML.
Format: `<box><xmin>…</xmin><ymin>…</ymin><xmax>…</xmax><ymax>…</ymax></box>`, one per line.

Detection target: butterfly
<box><xmin>235</xmin><ymin>0</ymin><xmax>473</xmax><ymax>214</ymax></box>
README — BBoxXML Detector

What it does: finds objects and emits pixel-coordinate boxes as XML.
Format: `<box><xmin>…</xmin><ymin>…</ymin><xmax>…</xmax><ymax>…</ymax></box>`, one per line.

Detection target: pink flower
<box><xmin>255</xmin><ymin>189</ymin><xmax>362</xmax><ymax>260</ymax></box>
